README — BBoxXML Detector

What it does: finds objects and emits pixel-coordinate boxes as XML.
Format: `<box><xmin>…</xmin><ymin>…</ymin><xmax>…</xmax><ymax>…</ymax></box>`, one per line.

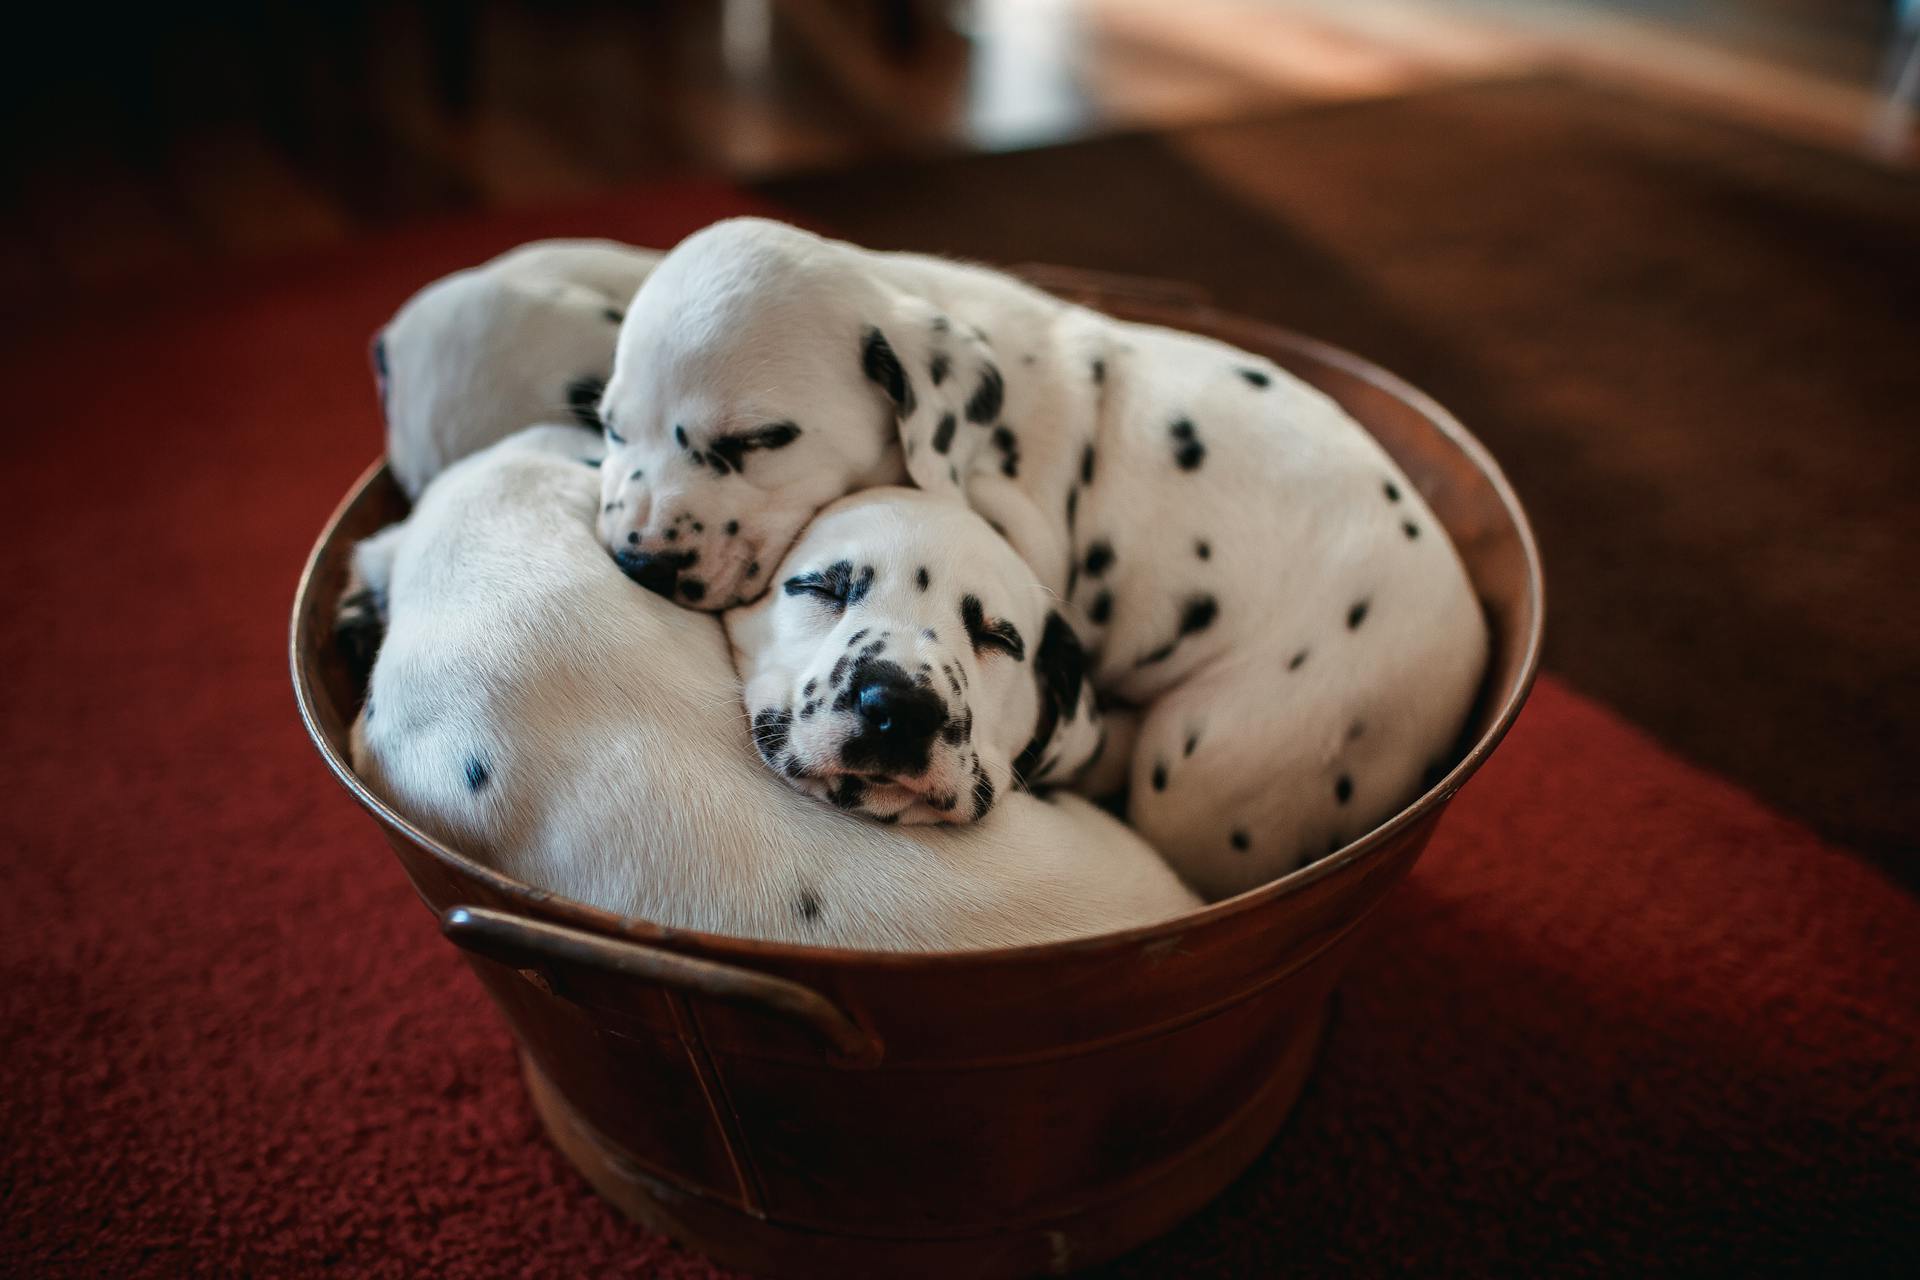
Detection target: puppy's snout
<box><xmin>854</xmin><ymin>668</ymin><xmax>946</xmax><ymax>746</ymax></box>
<box><xmin>615</xmin><ymin>549</ymin><xmax>693</xmax><ymax>598</ymax></box>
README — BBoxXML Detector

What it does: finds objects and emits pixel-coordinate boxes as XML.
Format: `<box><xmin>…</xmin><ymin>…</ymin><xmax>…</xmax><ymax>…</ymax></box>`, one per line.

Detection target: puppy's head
<box><xmin>379</xmin><ymin>269</ymin><xmax>627</xmax><ymax>499</ymax></box>
<box><xmin>726</xmin><ymin>488</ymin><xmax>1101</xmax><ymax>824</ymax></box>
<box><xmin>594</xmin><ymin>219</ymin><xmax>905</xmax><ymax>609</ymax></box>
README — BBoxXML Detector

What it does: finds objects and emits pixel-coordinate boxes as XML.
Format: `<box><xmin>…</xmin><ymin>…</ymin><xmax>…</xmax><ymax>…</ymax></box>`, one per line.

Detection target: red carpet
<box><xmin>2</xmin><ymin>187</ymin><xmax>1914</xmax><ymax>1277</ymax></box>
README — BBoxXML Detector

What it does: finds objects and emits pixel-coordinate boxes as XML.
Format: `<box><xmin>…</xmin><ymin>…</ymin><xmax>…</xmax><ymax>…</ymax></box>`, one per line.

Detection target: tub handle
<box><xmin>1009</xmin><ymin>263</ymin><xmax>1214</xmax><ymax>311</ymax></box>
<box><xmin>440</xmin><ymin>906</ymin><xmax>883</xmax><ymax>1066</ymax></box>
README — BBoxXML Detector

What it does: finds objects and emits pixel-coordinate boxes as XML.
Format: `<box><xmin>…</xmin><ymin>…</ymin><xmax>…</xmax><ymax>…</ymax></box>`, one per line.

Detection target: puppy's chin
<box><xmin>783</xmin><ymin>764</ymin><xmax>978</xmax><ymax>826</ymax></box>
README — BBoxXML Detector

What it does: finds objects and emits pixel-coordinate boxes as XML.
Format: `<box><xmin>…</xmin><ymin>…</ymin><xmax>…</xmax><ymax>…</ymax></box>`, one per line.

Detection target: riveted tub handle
<box><xmin>440</xmin><ymin>906</ymin><xmax>883</xmax><ymax>1066</ymax></box>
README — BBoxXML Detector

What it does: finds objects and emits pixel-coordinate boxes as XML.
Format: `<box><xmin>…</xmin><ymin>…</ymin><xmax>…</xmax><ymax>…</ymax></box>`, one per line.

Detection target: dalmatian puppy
<box><xmin>725</xmin><ymin>488</ymin><xmax>1102</xmax><ymax>825</ymax></box>
<box><xmin>347</xmin><ymin>425</ymin><xmax>1199</xmax><ymax>950</ymax></box>
<box><xmin>339</xmin><ymin>239</ymin><xmax>663</xmax><ymax>682</ymax></box>
<box><xmin>595</xmin><ymin>218</ymin><xmax>1486</xmax><ymax>898</ymax></box>
<box><xmin>375</xmin><ymin>237</ymin><xmax>661</xmax><ymax>499</ymax></box>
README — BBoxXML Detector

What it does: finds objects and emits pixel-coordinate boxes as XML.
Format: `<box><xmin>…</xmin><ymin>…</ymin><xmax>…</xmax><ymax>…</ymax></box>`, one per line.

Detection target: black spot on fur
<box><xmin>847</xmin><ymin>628</ymin><xmax>870</xmax><ymax>648</ymax></box>
<box><xmin>796</xmin><ymin>889</ymin><xmax>822</xmax><ymax>921</ymax></box>
<box><xmin>747</xmin><ymin>560</ymin><xmax>760</xmax><ymax>577</ymax></box>
<box><xmin>1181</xmin><ymin>595</ymin><xmax>1218</xmax><ymax>635</ymax></box>
<box><xmin>1084</xmin><ymin>541</ymin><xmax>1114</xmax><ymax>577</ymax></box>
<box><xmin>663</xmin><ymin>528</ymin><xmax>677</xmax><ymax>542</ymax></box>
<box><xmin>1289</xmin><ymin>649</ymin><xmax>1308</xmax><ymax>670</ymax></box>
<box><xmin>582</xmin><ymin>457</ymin><xmax>601</xmax><ymax>469</ymax></box>
<box><xmin>916</xmin><ymin>566</ymin><xmax>929</xmax><ymax>592</ymax></box>
<box><xmin>678</xmin><ymin>578</ymin><xmax>705</xmax><ymax>602</ymax></box>
<box><xmin>970</xmin><ymin>759</ymin><xmax>996</xmax><ymax>820</ymax></box>
<box><xmin>1335</xmin><ymin>774</ymin><xmax>1354</xmax><ymax>805</ymax></box>
<box><xmin>803</xmin><ymin>678</ymin><xmax>818</xmax><ymax>696</ymax></box>
<box><xmin>1065</xmin><ymin>487</ymin><xmax>1078</xmax><ymax>532</ymax></box>
<box><xmin>708</xmin><ymin>421</ymin><xmax>802</xmax><ymax>473</ymax></box>
<box><xmin>1185</xmin><ymin>734</ymin><xmax>1198</xmax><ymax>757</ymax></box>
<box><xmin>464</xmin><ymin>757</ymin><xmax>491</xmax><ymax>792</ymax></box>
<box><xmin>829</xmin><ymin>777</ymin><xmax>867</xmax><ymax>811</ymax></box>
<box><xmin>1151</xmin><ymin>762</ymin><xmax>1168</xmax><ymax>791</ymax></box>
<box><xmin>566</xmin><ymin>376</ymin><xmax>606</xmax><ymax>431</ymax></box>
<box><xmin>990</xmin><ymin>425</ymin><xmax>1019</xmax><ymax>478</ymax></box>
<box><xmin>752</xmin><ymin>707</ymin><xmax>792</xmax><ymax>765</ymax></box>
<box><xmin>1348</xmin><ymin>600</ymin><xmax>1370</xmax><ymax>630</ymax></box>
<box><xmin>1404</xmin><ymin>521</ymin><xmax>1420</xmax><ymax>540</ymax></box>
<box><xmin>862</xmin><ymin>327</ymin><xmax>915</xmax><ymax>416</ymax></box>
<box><xmin>1090</xmin><ymin>358</ymin><xmax>1105</xmax><ymax>385</ymax></box>
<box><xmin>1089</xmin><ymin>591</ymin><xmax>1113</xmax><ymax>625</ymax></box>
<box><xmin>929</xmin><ymin>352</ymin><xmax>950</xmax><ymax>386</ymax></box>
<box><xmin>1384</xmin><ymin>480</ymin><xmax>1401</xmax><ymax>502</ymax></box>
<box><xmin>603</xmin><ymin>307</ymin><xmax>625</xmax><ymax>324</ymax></box>
<box><xmin>1238</xmin><ymin>367</ymin><xmax>1270</xmax><ymax>388</ymax></box>
<box><xmin>966</xmin><ymin>365</ymin><xmax>1004</xmax><ymax>424</ymax></box>
<box><xmin>1195</xmin><ymin>540</ymin><xmax>1211</xmax><ymax>560</ymax></box>
<box><xmin>1080</xmin><ymin>443</ymin><xmax>1096</xmax><ymax>485</ymax></box>
<box><xmin>941</xmin><ymin>712</ymin><xmax>973</xmax><ymax>746</ymax></box>
<box><xmin>1231</xmin><ymin>829</ymin><xmax>1251</xmax><ymax>851</ymax></box>
<box><xmin>628</xmin><ymin>468</ymin><xmax>644</xmax><ymax>482</ymax></box>
<box><xmin>725</xmin><ymin>520</ymin><xmax>739</xmax><ymax>535</ymax></box>
<box><xmin>931</xmin><ymin>412</ymin><xmax>957</xmax><ymax>454</ymax></box>
<box><xmin>673</xmin><ymin>424</ymin><xmax>688</xmax><ymax>449</ymax></box>
<box><xmin>1169</xmin><ymin>418</ymin><xmax>1206</xmax><ymax>471</ymax></box>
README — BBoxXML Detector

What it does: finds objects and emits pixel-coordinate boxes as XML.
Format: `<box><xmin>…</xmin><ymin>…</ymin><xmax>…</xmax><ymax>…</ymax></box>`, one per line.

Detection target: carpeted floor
<box><xmin>2</xmin><ymin>79</ymin><xmax>1915</xmax><ymax>1277</ymax></box>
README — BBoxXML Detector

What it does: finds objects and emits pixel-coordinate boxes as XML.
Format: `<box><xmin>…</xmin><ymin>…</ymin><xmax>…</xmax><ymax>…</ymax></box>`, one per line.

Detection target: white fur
<box><xmin>378</xmin><ymin>239</ymin><xmax>660</xmax><ymax>499</ymax></box>
<box><xmin>349</xmin><ymin>426</ymin><xmax>1198</xmax><ymax>950</ymax></box>
<box><xmin>723</xmin><ymin>488</ymin><xmax>1103</xmax><ymax>825</ymax></box>
<box><xmin>599</xmin><ymin>219</ymin><xmax>1487</xmax><ymax>896</ymax></box>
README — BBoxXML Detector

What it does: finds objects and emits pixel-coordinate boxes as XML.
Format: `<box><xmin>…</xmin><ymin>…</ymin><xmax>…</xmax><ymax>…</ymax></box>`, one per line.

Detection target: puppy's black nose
<box><xmin>615</xmin><ymin>549</ymin><xmax>687</xmax><ymax>598</ymax></box>
<box><xmin>855</xmin><ymin>672</ymin><xmax>946</xmax><ymax>744</ymax></box>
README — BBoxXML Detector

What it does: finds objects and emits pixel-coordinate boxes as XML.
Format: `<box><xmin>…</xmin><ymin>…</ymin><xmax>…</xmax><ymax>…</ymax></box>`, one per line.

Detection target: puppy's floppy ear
<box><xmin>1012</xmin><ymin>610</ymin><xmax>1104</xmax><ymax>788</ymax></box>
<box><xmin>862</xmin><ymin>297</ymin><xmax>1001</xmax><ymax>498</ymax></box>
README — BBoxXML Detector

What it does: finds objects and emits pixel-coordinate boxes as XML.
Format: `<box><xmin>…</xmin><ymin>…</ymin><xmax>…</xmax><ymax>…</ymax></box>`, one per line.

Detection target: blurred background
<box><xmin>0</xmin><ymin>0</ymin><xmax>1914</xmax><ymax>874</ymax></box>
<box><xmin>0</xmin><ymin>0</ymin><xmax>1913</xmax><ymax>308</ymax></box>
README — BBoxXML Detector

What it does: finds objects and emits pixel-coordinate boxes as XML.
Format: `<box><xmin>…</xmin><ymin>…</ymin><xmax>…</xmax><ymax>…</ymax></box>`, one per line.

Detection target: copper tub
<box><xmin>290</xmin><ymin>275</ymin><xmax>1543</xmax><ymax>1279</ymax></box>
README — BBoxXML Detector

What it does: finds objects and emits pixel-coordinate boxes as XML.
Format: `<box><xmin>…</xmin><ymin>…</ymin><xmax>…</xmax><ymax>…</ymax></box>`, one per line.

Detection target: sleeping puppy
<box><xmin>376</xmin><ymin>238</ymin><xmax>660</xmax><ymax>499</ymax></box>
<box><xmin>347</xmin><ymin>426</ymin><xmax>1198</xmax><ymax>950</ymax></box>
<box><xmin>595</xmin><ymin>217</ymin><xmax>1487</xmax><ymax>898</ymax></box>
<box><xmin>725</xmin><ymin>488</ymin><xmax>1102</xmax><ymax>825</ymax></box>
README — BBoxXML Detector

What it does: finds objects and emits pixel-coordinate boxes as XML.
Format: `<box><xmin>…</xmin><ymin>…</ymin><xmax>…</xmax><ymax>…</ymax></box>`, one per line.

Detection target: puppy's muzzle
<box><xmin>842</xmin><ymin>662</ymin><xmax>947</xmax><ymax>776</ymax></box>
<box><xmin>614</xmin><ymin>548</ymin><xmax>695</xmax><ymax>598</ymax></box>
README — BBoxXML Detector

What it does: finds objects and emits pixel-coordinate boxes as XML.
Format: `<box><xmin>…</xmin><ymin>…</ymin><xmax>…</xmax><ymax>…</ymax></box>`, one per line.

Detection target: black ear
<box><xmin>1035</xmin><ymin>609</ymin><xmax>1088</xmax><ymax>716</ymax></box>
<box><xmin>1012</xmin><ymin>611</ymin><xmax>1098</xmax><ymax>787</ymax></box>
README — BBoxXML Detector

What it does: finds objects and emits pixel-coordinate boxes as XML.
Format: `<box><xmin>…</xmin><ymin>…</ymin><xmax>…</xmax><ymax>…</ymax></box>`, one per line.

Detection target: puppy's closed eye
<box><xmin>960</xmin><ymin>593</ymin><xmax>1024</xmax><ymax>661</ymax></box>
<box><xmin>785</xmin><ymin>559</ymin><xmax>875</xmax><ymax>610</ymax></box>
<box><xmin>708</xmin><ymin>420</ymin><xmax>802</xmax><ymax>474</ymax></box>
